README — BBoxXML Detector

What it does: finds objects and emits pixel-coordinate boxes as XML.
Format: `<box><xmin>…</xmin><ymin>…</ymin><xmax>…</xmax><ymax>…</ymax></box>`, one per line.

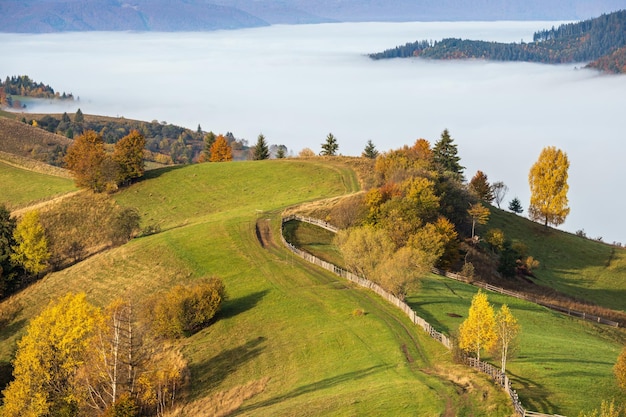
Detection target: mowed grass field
<box><xmin>0</xmin><ymin>160</ymin><xmax>75</xmax><ymax>209</ymax></box>
<box><xmin>0</xmin><ymin>159</ymin><xmax>514</xmax><ymax>416</ymax></box>
<box><xmin>290</xmin><ymin>214</ymin><xmax>626</xmax><ymax>416</ymax></box>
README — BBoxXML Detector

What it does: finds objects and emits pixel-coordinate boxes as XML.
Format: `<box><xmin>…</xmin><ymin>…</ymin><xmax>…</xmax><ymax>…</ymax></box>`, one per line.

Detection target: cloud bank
<box><xmin>1</xmin><ymin>21</ymin><xmax>623</xmax><ymax>243</ymax></box>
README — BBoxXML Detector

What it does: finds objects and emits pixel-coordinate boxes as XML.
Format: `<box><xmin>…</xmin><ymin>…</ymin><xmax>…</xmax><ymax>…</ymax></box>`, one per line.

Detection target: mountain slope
<box><xmin>0</xmin><ymin>0</ymin><xmax>269</xmax><ymax>33</ymax></box>
<box><xmin>2</xmin><ymin>0</ymin><xmax>626</xmax><ymax>33</ymax></box>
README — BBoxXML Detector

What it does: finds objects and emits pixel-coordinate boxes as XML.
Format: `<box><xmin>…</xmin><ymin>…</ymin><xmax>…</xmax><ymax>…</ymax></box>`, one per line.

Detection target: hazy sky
<box><xmin>1</xmin><ymin>21</ymin><xmax>624</xmax><ymax>243</ymax></box>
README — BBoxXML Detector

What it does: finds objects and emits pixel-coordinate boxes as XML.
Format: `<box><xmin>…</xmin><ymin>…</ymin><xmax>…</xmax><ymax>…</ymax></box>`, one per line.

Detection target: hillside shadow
<box><xmin>218</xmin><ymin>290</ymin><xmax>269</xmax><ymax>321</ymax></box>
<box><xmin>142</xmin><ymin>164</ymin><xmax>186</xmax><ymax>180</ymax></box>
<box><xmin>189</xmin><ymin>336</ymin><xmax>266</xmax><ymax>395</ymax></box>
<box><xmin>0</xmin><ymin>319</ymin><xmax>26</xmax><ymax>343</ymax></box>
<box><xmin>234</xmin><ymin>364</ymin><xmax>390</xmax><ymax>415</ymax></box>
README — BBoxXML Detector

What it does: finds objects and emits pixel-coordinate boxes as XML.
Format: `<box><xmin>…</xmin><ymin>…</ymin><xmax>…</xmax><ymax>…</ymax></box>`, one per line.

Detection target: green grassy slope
<box><xmin>0</xmin><ymin>160</ymin><xmax>513</xmax><ymax>416</ymax></box>
<box><xmin>487</xmin><ymin>207</ymin><xmax>626</xmax><ymax>313</ymax></box>
<box><xmin>0</xmin><ymin>160</ymin><xmax>75</xmax><ymax>209</ymax></box>
<box><xmin>408</xmin><ymin>276</ymin><xmax>625</xmax><ymax>416</ymax></box>
<box><xmin>290</xmin><ymin>212</ymin><xmax>626</xmax><ymax>416</ymax></box>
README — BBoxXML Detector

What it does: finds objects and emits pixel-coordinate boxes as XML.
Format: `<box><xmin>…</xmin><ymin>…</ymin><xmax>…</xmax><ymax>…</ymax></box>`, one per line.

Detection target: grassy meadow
<box><xmin>487</xmin><ymin>208</ymin><xmax>626</xmax><ymax>313</ymax></box>
<box><xmin>0</xmin><ymin>160</ymin><xmax>75</xmax><ymax>209</ymax></box>
<box><xmin>0</xmin><ymin>159</ymin><xmax>515</xmax><ymax>416</ymax></box>
<box><xmin>289</xmin><ymin>209</ymin><xmax>626</xmax><ymax>416</ymax></box>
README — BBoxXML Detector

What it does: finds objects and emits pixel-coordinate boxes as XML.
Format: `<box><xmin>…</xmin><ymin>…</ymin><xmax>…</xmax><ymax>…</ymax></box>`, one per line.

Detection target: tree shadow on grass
<box><xmin>0</xmin><ymin>360</ymin><xmax>13</xmax><ymax>393</ymax></box>
<box><xmin>189</xmin><ymin>336</ymin><xmax>267</xmax><ymax>396</ymax></box>
<box><xmin>234</xmin><ymin>364</ymin><xmax>391</xmax><ymax>415</ymax></box>
<box><xmin>406</xmin><ymin>300</ymin><xmax>453</xmax><ymax>334</ymax></box>
<box><xmin>507</xmin><ymin>370</ymin><xmax>559</xmax><ymax>415</ymax></box>
<box><xmin>218</xmin><ymin>290</ymin><xmax>270</xmax><ymax>321</ymax></box>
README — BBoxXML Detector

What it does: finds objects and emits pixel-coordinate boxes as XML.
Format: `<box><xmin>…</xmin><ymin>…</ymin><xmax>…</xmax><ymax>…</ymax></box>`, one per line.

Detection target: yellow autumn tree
<box><xmin>10</xmin><ymin>210</ymin><xmax>50</xmax><ymax>276</ymax></box>
<box><xmin>528</xmin><ymin>146</ymin><xmax>570</xmax><ymax>227</ymax></box>
<box><xmin>458</xmin><ymin>290</ymin><xmax>497</xmax><ymax>362</ymax></box>
<box><xmin>334</xmin><ymin>225</ymin><xmax>395</xmax><ymax>279</ymax></box>
<box><xmin>375</xmin><ymin>245</ymin><xmax>431</xmax><ymax>299</ymax></box>
<box><xmin>136</xmin><ymin>344</ymin><xmax>188</xmax><ymax>416</ymax></box>
<box><xmin>493</xmin><ymin>304</ymin><xmax>520</xmax><ymax>373</ymax></box>
<box><xmin>468</xmin><ymin>202</ymin><xmax>490</xmax><ymax>239</ymax></box>
<box><xmin>209</xmin><ymin>134</ymin><xmax>233</xmax><ymax>162</ymax></box>
<box><xmin>1</xmin><ymin>293</ymin><xmax>101</xmax><ymax>417</ymax></box>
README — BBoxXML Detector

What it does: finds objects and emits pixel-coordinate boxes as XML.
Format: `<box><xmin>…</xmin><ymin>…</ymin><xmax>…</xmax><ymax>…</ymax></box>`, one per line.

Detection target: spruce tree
<box><xmin>253</xmin><ymin>134</ymin><xmax>270</xmax><ymax>160</ymax></box>
<box><xmin>200</xmin><ymin>131</ymin><xmax>216</xmax><ymax>162</ymax></box>
<box><xmin>508</xmin><ymin>197</ymin><xmax>523</xmax><ymax>214</ymax></box>
<box><xmin>321</xmin><ymin>133</ymin><xmax>339</xmax><ymax>156</ymax></box>
<box><xmin>433</xmin><ymin>129</ymin><xmax>464</xmax><ymax>180</ymax></box>
<box><xmin>362</xmin><ymin>140</ymin><xmax>379</xmax><ymax>159</ymax></box>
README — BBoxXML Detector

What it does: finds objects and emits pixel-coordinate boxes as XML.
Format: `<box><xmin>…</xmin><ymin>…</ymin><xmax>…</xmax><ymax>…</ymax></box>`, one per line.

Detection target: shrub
<box><xmin>149</xmin><ymin>277</ymin><xmax>226</xmax><ymax>338</ymax></box>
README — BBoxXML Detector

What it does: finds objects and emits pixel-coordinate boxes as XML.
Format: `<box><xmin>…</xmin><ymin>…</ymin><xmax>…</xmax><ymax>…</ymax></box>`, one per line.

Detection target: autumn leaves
<box><xmin>2</xmin><ymin>278</ymin><xmax>226</xmax><ymax>416</ymax></box>
<box><xmin>458</xmin><ymin>290</ymin><xmax>520</xmax><ymax>373</ymax></box>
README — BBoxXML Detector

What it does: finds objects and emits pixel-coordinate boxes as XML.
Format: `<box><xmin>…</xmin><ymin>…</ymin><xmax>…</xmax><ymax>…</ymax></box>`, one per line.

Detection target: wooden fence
<box><xmin>281</xmin><ymin>215</ymin><xmax>569</xmax><ymax>417</ymax></box>
<box><xmin>432</xmin><ymin>268</ymin><xmax>620</xmax><ymax>328</ymax></box>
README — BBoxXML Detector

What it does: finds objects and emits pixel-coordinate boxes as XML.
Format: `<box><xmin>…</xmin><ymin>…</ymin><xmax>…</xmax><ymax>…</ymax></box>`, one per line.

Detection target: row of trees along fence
<box><xmin>280</xmin><ymin>214</ymin><xmax>569</xmax><ymax>417</ymax></box>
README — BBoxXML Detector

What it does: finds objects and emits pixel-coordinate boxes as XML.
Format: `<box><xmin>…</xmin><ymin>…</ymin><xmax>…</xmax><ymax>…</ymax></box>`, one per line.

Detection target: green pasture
<box><xmin>0</xmin><ymin>160</ymin><xmax>75</xmax><ymax>209</ymax></box>
<box><xmin>487</xmin><ymin>208</ymin><xmax>626</xmax><ymax>313</ymax></box>
<box><xmin>290</xmin><ymin>217</ymin><xmax>626</xmax><ymax>416</ymax></box>
<box><xmin>407</xmin><ymin>276</ymin><xmax>625</xmax><ymax>416</ymax></box>
<box><xmin>0</xmin><ymin>159</ymin><xmax>513</xmax><ymax>416</ymax></box>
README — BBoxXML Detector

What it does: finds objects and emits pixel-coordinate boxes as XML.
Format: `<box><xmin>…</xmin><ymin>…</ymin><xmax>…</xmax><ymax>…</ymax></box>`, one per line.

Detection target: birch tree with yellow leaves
<box><xmin>493</xmin><ymin>304</ymin><xmax>520</xmax><ymax>373</ymax></box>
<box><xmin>458</xmin><ymin>290</ymin><xmax>497</xmax><ymax>363</ymax></box>
<box><xmin>528</xmin><ymin>146</ymin><xmax>570</xmax><ymax>228</ymax></box>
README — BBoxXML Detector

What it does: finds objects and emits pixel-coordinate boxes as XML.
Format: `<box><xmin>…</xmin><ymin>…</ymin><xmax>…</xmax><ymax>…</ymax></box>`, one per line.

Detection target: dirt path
<box><xmin>11</xmin><ymin>189</ymin><xmax>84</xmax><ymax>217</ymax></box>
<box><xmin>255</xmin><ymin>218</ymin><xmax>277</xmax><ymax>249</ymax></box>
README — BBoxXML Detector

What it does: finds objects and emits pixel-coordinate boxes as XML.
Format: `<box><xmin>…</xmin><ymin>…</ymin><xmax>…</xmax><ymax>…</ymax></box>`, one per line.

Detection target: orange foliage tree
<box><xmin>209</xmin><ymin>134</ymin><xmax>233</xmax><ymax>162</ymax></box>
<box><xmin>65</xmin><ymin>130</ymin><xmax>117</xmax><ymax>192</ymax></box>
<box><xmin>113</xmin><ymin>130</ymin><xmax>146</xmax><ymax>185</ymax></box>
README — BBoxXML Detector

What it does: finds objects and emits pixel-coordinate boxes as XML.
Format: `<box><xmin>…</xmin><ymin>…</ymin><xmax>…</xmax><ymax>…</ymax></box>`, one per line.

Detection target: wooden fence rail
<box><xmin>281</xmin><ymin>215</ymin><xmax>569</xmax><ymax>417</ymax></box>
<box><xmin>433</xmin><ymin>269</ymin><xmax>620</xmax><ymax>328</ymax></box>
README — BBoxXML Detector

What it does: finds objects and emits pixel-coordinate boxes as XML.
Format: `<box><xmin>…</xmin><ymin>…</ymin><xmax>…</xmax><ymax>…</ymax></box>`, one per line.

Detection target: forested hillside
<box><xmin>370</xmin><ymin>9</ymin><xmax>626</xmax><ymax>73</ymax></box>
<box><xmin>0</xmin><ymin>75</ymin><xmax>74</xmax><ymax>109</ymax></box>
<box><xmin>0</xmin><ymin>111</ymin><xmax>252</xmax><ymax>165</ymax></box>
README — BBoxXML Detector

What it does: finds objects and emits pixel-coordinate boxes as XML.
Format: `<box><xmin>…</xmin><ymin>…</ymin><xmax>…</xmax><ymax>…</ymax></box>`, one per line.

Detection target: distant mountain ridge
<box><xmin>2</xmin><ymin>0</ymin><xmax>626</xmax><ymax>33</ymax></box>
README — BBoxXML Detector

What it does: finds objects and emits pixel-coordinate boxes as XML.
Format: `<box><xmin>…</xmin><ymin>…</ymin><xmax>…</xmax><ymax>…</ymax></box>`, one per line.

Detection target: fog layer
<box><xmin>1</xmin><ymin>21</ymin><xmax>623</xmax><ymax>243</ymax></box>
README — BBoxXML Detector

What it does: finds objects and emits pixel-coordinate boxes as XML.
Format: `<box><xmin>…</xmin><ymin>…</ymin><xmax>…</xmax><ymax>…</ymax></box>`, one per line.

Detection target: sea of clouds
<box><xmin>1</xmin><ymin>21</ymin><xmax>623</xmax><ymax>243</ymax></box>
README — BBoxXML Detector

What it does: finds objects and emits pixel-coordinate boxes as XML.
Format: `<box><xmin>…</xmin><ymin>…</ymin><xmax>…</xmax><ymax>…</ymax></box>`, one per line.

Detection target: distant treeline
<box><xmin>369</xmin><ymin>9</ymin><xmax>626</xmax><ymax>73</ymax></box>
<box><xmin>28</xmin><ymin>110</ymin><xmax>251</xmax><ymax>165</ymax></box>
<box><xmin>0</xmin><ymin>75</ymin><xmax>74</xmax><ymax>108</ymax></box>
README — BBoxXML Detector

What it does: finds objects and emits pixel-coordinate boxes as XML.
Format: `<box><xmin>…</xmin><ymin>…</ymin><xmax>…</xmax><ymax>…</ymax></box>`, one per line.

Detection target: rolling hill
<box><xmin>1</xmin><ymin>111</ymin><xmax>625</xmax><ymax>415</ymax></box>
<box><xmin>0</xmin><ymin>157</ymin><xmax>516</xmax><ymax>415</ymax></box>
